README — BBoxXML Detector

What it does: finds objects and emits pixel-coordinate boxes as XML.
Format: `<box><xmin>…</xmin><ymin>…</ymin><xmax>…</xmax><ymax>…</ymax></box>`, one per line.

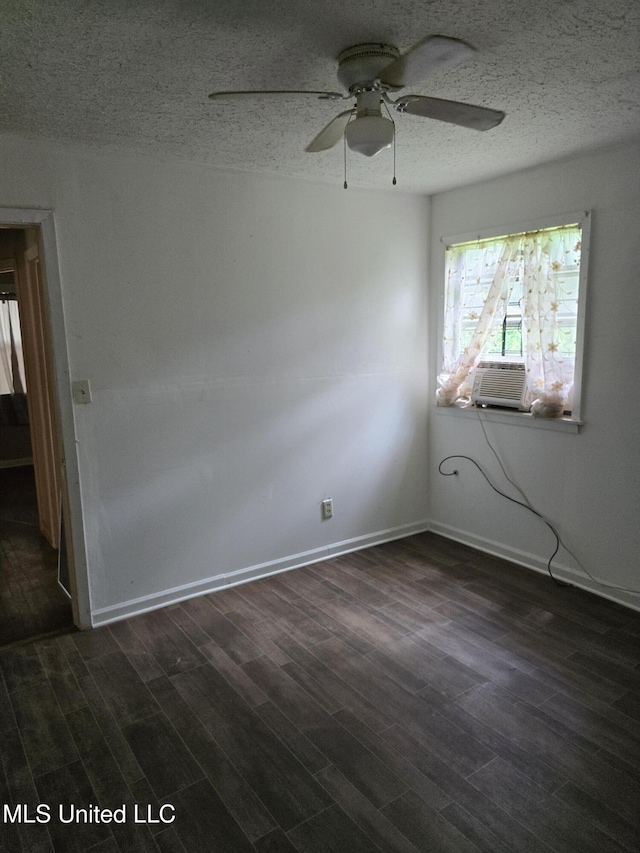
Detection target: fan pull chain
<box><xmin>383</xmin><ymin>100</ymin><xmax>397</xmax><ymax>187</ymax></box>
<box><xmin>393</xmin><ymin>135</ymin><xmax>397</xmax><ymax>186</ymax></box>
<box><xmin>393</xmin><ymin>130</ymin><xmax>397</xmax><ymax>186</ymax></box>
<box><xmin>343</xmin><ymin>131</ymin><xmax>348</xmax><ymax>189</ymax></box>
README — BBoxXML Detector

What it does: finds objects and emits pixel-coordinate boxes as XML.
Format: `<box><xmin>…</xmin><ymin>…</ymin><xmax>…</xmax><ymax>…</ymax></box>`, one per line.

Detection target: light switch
<box><xmin>72</xmin><ymin>379</ymin><xmax>92</xmax><ymax>404</ymax></box>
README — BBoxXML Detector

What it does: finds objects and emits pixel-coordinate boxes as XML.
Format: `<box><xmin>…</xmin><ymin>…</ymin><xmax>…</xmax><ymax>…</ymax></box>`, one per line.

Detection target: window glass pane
<box><xmin>440</xmin><ymin>222</ymin><xmax>583</xmax><ymax>413</ymax></box>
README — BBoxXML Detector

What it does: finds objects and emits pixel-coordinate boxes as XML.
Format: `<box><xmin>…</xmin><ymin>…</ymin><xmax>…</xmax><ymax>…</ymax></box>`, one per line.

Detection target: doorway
<box><xmin>0</xmin><ymin>227</ymin><xmax>72</xmax><ymax>644</ymax></box>
<box><xmin>0</xmin><ymin>209</ymin><xmax>91</xmax><ymax>641</ymax></box>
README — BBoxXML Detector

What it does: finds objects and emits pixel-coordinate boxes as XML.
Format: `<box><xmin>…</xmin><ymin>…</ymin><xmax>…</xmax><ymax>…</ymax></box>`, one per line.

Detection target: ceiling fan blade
<box><xmin>209</xmin><ymin>90</ymin><xmax>345</xmax><ymax>101</ymax></box>
<box><xmin>395</xmin><ymin>95</ymin><xmax>505</xmax><ymax>130</ymax></box>
<box><xmin>379</xmin><ymin>36</ymin><xmax>476</xmax><ymax>88</ymax></box>
<box><xmin>305</xmin><ymin>110</ymin><xmax>355</xmax><ymax>152</ymax></box>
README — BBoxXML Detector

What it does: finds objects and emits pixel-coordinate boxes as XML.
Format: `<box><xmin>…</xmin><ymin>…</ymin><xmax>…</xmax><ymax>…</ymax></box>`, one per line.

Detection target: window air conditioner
<box><xmin>471</xmin><ymin>361</ymin><xmax>528</xmax><ymax>410</ymax></box>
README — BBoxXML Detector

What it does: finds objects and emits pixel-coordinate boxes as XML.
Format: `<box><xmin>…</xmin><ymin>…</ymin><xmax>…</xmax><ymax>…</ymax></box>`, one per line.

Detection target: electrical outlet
<box><xmin>321</xmin><ymin>499</ymin><xmax>333</xmax><ymax>520</ymax></box>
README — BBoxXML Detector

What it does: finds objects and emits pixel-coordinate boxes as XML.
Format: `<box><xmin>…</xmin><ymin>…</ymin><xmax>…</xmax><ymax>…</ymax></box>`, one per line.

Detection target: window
<box><xmin>436</xmin><ymin>212</ymin><xmax>590</xmax><ymax>419</ymax></box>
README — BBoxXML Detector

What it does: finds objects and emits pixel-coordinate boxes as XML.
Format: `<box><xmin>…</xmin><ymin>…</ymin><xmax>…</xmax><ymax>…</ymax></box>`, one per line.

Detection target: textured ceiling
<box><xmin>1</xmin><ymin>0</ymin><xmax>639</xmax><ymax>193</ymax></box>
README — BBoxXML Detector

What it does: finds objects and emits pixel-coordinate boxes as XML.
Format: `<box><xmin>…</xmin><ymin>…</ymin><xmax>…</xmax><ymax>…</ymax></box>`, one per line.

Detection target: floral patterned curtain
<box><xmin>521</xmin><ymin>226</ymin><xmax>581</xmax><ymax>411</ymax></box>
<box><xmin>437</xmin><ymin>224</ymin><xmax>582</xmax><ymax>412</ymax></box>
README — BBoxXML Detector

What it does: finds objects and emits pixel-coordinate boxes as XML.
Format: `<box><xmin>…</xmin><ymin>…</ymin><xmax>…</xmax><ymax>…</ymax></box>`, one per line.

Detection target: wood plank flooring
<box><xmin>0</xmin><ymin>466</ymin><xmax>73</xmax><ymax>646</ymax></box>
<box><xmin>1</xmin><ymin>532</ymin><xmax>639</xmax><ymax>852</ymax></box>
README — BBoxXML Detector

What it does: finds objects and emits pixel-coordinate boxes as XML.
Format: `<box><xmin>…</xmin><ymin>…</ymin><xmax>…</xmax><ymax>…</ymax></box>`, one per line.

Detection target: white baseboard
<box><xmin>90</xmin><ymin>519</ymin><xmax>431</xmax><ymax>627</ymax></box>
<box><xmin>90</xmin><ymin>517</ymin><xmax>640</xmax><ymax>627</ymax></box>
<box><xmin>428</xmin><ymin>519</ymin><xmax>640</xmax><ymax>613</ymax></box>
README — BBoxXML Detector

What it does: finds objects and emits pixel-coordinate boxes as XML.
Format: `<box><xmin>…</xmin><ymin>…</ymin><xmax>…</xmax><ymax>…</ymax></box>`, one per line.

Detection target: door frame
<box><xmin>1</xmin><ymin>206</ymin><xmax>91</xmax><ymax>629</ymax></box>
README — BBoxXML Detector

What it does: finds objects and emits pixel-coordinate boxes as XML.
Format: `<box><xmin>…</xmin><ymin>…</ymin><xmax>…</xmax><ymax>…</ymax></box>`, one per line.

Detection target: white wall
<box><xmin>428</xmin><ymin>140</ymin><xmax>640</xmax><ymax>608</ymax></box>
<box><xmin>3</xmin><ymin>132</ymin><xmax>636</xmax><ymax>621</ymax></box>
<box><xmin>0</xmin><ymin>136</ymin><xmax>430</xmax><ymax>623</ymax></box>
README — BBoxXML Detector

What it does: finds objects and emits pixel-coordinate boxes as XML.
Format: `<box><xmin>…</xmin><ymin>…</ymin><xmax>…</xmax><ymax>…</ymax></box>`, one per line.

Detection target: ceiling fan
<box><xmin>209</xmin><ymin>35</ymin><xmax>505</xmax><ymax>159</ymax></box>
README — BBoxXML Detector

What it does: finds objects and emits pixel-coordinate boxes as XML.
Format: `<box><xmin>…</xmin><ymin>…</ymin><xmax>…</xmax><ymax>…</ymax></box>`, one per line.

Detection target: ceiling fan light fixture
<box><xmin>345</xmin><ymin>115</ymin><xmax>394</xmax><ymax>157</ymax></box>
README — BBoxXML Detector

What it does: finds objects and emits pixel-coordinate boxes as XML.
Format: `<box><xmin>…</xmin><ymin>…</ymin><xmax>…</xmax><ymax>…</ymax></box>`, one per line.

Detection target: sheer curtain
<box><xmin>0</xmin><ymin>301</ymin><xmax>12</xmax><ymax>394</ymax></box>
<box><xmin>437</xmin><ymin>237</ymin><xmax>520</xmax><ymax>406</ymax></box>
<box><xmin>0</xmin><ymin>299</ymin><xmax>28</xmax><ymax>423</ymax></box>
<box><xmin>521</xmin><ymin>226</ymin><xmax>581</xmax><ymax>412</ymax></box>
<box><xmin>437</xmin><ymin>224</ymin><xmax>581</xmax><ymax>412</ymax></box>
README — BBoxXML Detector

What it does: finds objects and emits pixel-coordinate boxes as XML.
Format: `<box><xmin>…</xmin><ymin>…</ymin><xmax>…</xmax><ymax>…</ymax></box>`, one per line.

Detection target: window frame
<box><xmin>437</xmin><ymin>209</ymin><xmax>591</xmax><ymax>425</ymax></box>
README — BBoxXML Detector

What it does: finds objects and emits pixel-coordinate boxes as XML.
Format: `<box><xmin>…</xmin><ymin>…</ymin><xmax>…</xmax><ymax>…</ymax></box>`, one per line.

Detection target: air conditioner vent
<box><xmin>471</xmin><ymin>361</ymin><xmax>527</xmax><ymax>410</ymax></box>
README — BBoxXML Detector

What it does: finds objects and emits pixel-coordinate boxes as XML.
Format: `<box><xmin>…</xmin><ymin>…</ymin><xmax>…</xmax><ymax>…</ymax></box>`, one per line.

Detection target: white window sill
<box><xmin>433</xmin><ymin>404</ymin><xmax>582</xmax><ymax>433</ymax></box>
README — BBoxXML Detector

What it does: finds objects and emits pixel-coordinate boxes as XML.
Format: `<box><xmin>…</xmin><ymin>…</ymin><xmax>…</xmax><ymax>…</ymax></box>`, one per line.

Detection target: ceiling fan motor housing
<box><xmin>337</xmin><ymin>43</ymin><xmax>399</xmax><ymax>91</ymax></box>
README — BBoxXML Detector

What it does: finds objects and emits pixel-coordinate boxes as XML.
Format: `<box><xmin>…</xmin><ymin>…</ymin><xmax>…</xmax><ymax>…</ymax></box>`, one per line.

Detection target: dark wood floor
<box><xmin>0</xmin><ymin>466</ymin><xmax>73</xmax><ymax>646</ymax></box>
<box><xmin>1</xmin><ymin>532</ymin><xmax>639</xmax><ymax>853</ymax></box>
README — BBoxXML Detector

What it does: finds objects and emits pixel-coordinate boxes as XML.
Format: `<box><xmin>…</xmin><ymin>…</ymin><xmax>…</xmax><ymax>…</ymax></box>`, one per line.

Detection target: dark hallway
<box><xmin>0</xmin><ymin>465</ymin><xmax>72</xmax><ymax>646</ymax></box>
